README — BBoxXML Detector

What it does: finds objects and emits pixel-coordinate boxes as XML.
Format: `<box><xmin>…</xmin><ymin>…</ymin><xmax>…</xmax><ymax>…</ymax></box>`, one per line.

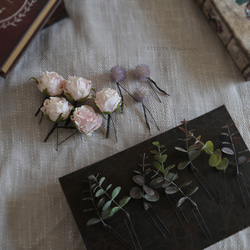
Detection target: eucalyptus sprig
<box><xmin>129</xmin><ymin>153</ymin><xmax>169</xmax><ymax>238</ymax></box>
<box><xmin>150</xmin><ymin>141</ymin><xmax>211</xmax><ymax>238</ymax></box>
<box><xmin>83</xmin><ymin>174</ymin><xmax>141</xmax><ymax>250</ymax></box>
<box><xmin>175</xmin><ymin>120</ymin><xmax>218</xmax><ymax>200</ymax></box>
<box><xmin>220</xmin><ymin>123</ymin><xmax>250</xmax><ymax>208</ymax></box>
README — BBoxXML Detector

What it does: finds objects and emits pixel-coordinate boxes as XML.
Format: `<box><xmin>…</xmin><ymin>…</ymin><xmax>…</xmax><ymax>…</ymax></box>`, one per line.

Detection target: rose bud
<box><xmin>40</xmin><ymin>97</ymin><xmax>73</xmax><ymax>123</ymax></box>
<box><xmin>63</xmin><ymin>76</ymin><xmax>92</xmax><ymax>102</ymax></box>
<box><xmin>36</xmin><ymin>71</ymin><xmax>65</xmax><ymax>96</ymax></box>
<box><xmin>95</xmin><ymin>88</ymin><xmax>121</xmax><ymax>114</ymax></box>
<box><xmin>71</xmin><ymin>105</ymin><xmax>102</xmax><ymax>135</ymax></box>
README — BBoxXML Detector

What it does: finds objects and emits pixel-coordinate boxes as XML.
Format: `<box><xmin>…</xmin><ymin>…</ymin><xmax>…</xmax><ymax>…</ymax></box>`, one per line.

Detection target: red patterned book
<box><xmin>0</xmin><ymin>0</ymin><xmax>65</xmax><ymax>78</ymax></box>
<box><xmin>194</xmin><ymin>0</ymin><xmax>250</xmax><ymax>81</ymax></box>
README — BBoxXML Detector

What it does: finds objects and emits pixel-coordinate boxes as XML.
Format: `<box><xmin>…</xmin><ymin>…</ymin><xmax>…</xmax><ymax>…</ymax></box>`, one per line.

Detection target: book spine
<box><xmin>194</xmin><ymin>0</ymin><xmax>250</xmax><ymax>81</ymax></box>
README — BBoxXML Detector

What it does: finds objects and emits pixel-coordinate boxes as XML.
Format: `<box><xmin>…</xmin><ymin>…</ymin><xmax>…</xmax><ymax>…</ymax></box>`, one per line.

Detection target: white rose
<box><xmin>95</xmin><ymin>88</ymin><xmax>121</xmax><ymax>113</ymax></box>
<box><xmin>63</xmin><ymin>76</ymin><xmax>92</xmax><ymax>102</ymax></box>
<box><xmin>37</xmin><ymin>71</ymin><xmax>64</xmax><ymax>96</ymax></box>
<box><xmin>71</xmin><ymin>105</ymin><xmax>102</xmax><ymax>134</ymax></box>
<box><xmin>40</xmin><ymin>97</ymin><xmax>73</xmax><ymax>122</ymax></box>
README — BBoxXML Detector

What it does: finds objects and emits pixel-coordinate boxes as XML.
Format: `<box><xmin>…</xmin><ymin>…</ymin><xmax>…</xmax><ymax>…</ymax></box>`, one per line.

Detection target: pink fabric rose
<box><xmin>63</xmin><ymin>76</ymin><xmax>92</xmax><ymax>102</ymax></box>
<box><xmin>71</xmin><ymin>105</ymin><xmax>102</xmax><ymax>134</ymax></box>
<box><xmin>40</xmin><ymin>97</ymin><xmax>73</xmax><ymax>123</ymax></box>
<box><xmin>95</xmin><ymin>88</ymin><xmax>121</xmax><ymax>113</ymax></box>
<box><xmin>37</xmin><ymin>71</ymin><xmax>64</xmax><ymax>96</ymax></box>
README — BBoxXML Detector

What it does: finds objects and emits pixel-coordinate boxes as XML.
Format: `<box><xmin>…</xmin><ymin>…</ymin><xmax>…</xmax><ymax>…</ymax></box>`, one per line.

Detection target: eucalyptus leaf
<box><xmin>221</xmin><ymin>147</ymin><xmax>234</xmax><ymax>156</ymax></box>
<box><xmin>180</xmin><ymin>180</ymin><xmax>192</xmax><ymax>188</ymax></box>
<box><xmin>203</xmin><ymin>141</ymin><xmax>214</xmax><ymax>155</ymax></box>
<box><xmin>221</xmin><ymin>132</ymin><xmax>229</xmax><ymax>137</ymax></box>
<box><xmin>95</xmin><ymin>188</ymin><xmax>105</xmax><ymax>197</ymax></box>
<box><xmin>97</xmin><ymin>197</ymin><xmax>106</xmax><ymax>208</ymax></box>
<box><xmin>99</xmin><ymin>177</ymin><xmax>105</xmax><ymax>186</ymax></box>
<box><xmin>111</xmin><ymin>186</ymin><xmax>121</xmax><ymax>199</ymax></box>
<box><xmin>83</xmin><ymin>208</ymin><xmax>95</xmax><ymax>213</ymax></box>
<box><xmin>109</xmin><ymin>206</ymin><xmax>121</xmax><ymax>216</ymax></box>
<box><xmin>176</xmin><ymin>197</ymin><xmax>188</xmax><ymax>208</ymax></box>
<box><xmin>185</xmin><ymin>186</ymin><xmax>199</xmax><ymax>196</ymax></box>
<box><xmin>161</xmin><ymin>179</ymin><xmax>171</xmax><ymax>188</ymax></box>
<box><xmin>102</xmin><ymin>200</ymin><xmax>112</xmax><ymax>211</ymax></box>
<box><xmin>154</xmin><ymin>154</ymin><xmax>167</xmax><ymax>163</ymax></box>
<box><xmin>238</xmin><ymin>156</ymin><xmax>248</xmax><ymax>165</ymax></box>
<box><xmin>209</xmin><ymin>149</ymin><xmax>222</xmax><ymax>167</ymax></box>
<box><xmin>130</xmin><ymin>186</ymin><xmax>143</xmax><ymax>199</ymax></box>
<box><xmin>106</xmin><ymin>184</ymin><xmax>112</xmax><ymax>192</ymax></box>
<box><xmin>82</xmin><ymin>197</ymin><xmax>92</xmax><ymax>201</ymax></box>
<box><xmin>143</xmin><ymin>185</ymin><xmax>155</xmax><ymax>196</ymax></box>
<box><xmin>165</xmin><ymin>186</ymin><xmax>179</xmax><ymax>194</ymax></box>
<box><xmin>152</xmin><ymin>141</ymin><xmax>160</xmax><ymax>146</ymax></box>
<box><xmin>166</xmin><ymin>172</ymin><xmax>178</xmax><ymax>182</ymax></box>
<box><xmin>166</xmin><ymin>164</ymin><xmax>175</xmax><ymax>171</ymax></box>
<box><xmin>188</xmin><ymin>150</ymin><xmax>201</xmax><ymax>161</ymax></box>
<box><xmin>101</xmin><ymin>208</ymin><xmax>111</xmax><ymax>219</ymax></box>
<box><xmin>132</xmin><ymin>175</ymin><xmax>144</xmax><ymax>186</ymax></box>
<box><xmin>144</xmin><ymin>192</ymin><xmax>159</xmax><ymax>202</ymax></box>
<box><xmin>88</xmin><ymin>175</ymin><xmax>96</xmax><ymax>180</ymax></box>
<box><xmin>215</xmin><ymin>158</ymin><xmax>229</xmax><ymax>170</ymax></box>
<box><xmin>119</xmin><ymin>196</ymin><xmax>131</xmax><ymax>207</ymax></box>
<box><xmin>152</xmin><ymin>161</ymin><xmax>162</xmax><ymax>171</ymax></box>
<box><xmin>150</xmin><ymin>150</ymin><xmax>159</xmax><ymax>155</ymax></box>
<box><xmin>175</xmin><ymin>147</ymin><xmax>187</xmax><ymax>153</ymax></box>
<box><xmin>150</xmin><ymin>178</ymin><xmax>164</xmax><ymax>189</ymax></box>
<box><xmin>177</xmin><ymin>161</ymin><xmax>190</xmax><ymax>170</ymax></box>
<box><xmin>144</xmin><ymin>168</ymin><xmax>152</xmax><ymax>175</ymax></box>
<box><xmin>164</xmin><ymin>168</ymin><xmax>169</xmax><ymax>177</ymax></box>
<box><xmin>87</xmin><ymin>218</ymin><xmax>101</xmax><ymax>226</ymax></box>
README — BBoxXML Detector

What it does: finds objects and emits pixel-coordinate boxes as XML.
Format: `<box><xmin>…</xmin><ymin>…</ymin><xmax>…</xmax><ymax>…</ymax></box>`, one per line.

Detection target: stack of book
<box><xmin>0</xmin><ymin>0</ymin><xmax>68</xmax><ymax>78</ymax></box>
<box><xmin>194</xmin><ymin>0</ymin><xmax>250</xmax><ymax>81</ymax></box>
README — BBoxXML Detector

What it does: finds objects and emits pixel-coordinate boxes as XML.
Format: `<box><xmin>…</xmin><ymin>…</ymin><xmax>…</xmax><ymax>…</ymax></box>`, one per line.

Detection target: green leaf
<box><xmin>88</xmin><ymin>175</ymin><xmax>96</xmax><ymax>180</ymax></box>
<box><xmin>152</xmin><ymin>141</ymin><xmax>160</xmax><ymax>146</ymax></box>
<box><xmin>150</xmin><ymin>178</ymin><xmax>164</xmax><ymax>189</ymax></box>
<box><xmin>111</xmin><ymin>187</ymin><xmax>121</xmax><ymax>199</ymax></box>
<box><xmin>188</xmin><ymin>150</ymin><xmax>201</xmax><ymax>161</ymax></box>
<box><xmin>186</xmin><ymin>186</ymin><xmax>199</xmax><ymax>196</ymax></box>
<box><xmin>150</xmin><ymin>150</ymin><xmax>159</xmax><ymax>155</ymax></box>
<box><xmin>165</xmin><ymin>186</ymin><xmax>179</xmax><ymax>194</ymax></box>
<box><xmin>64</xmin><ymin>92</ymin><xmax>75</xmax><ymax>102</ymax></box>
<box><xmin>97</xmin><ymin>197</ymin><xmax>106</xmax><ymax>208</ymax></box>
<box><xmin>152</xmin><ymin>161</ymin><xmax>162</xmax><ymax>171</ymax></box>
<box><xmin>154</xmin><ymin>155</ymin><xmax>166</xmax><ymax>163</ymax></box>
<box><xmin>106</xmin><ymin>184</ymin><xmax>112</xmax><ymax>192</ymax></box>
<box><xmin>55</xmin><ymin>113</ymin><xmax>64</xmax><ymax>123</ymax></box>
<box><xmin>175</xmin><ymin>147</ymin><xmax>187</xmax><ymax>153</ymax></box>
<box><xmin>144</xmin><ymin>192</ymin><xmax>159</xmax><ymax>202</ymax></box>
<box><xmin>99</xmin><ymin>177</ymin><xmax>105</xmax><ymax>186</ymax></box>
<box><xmin>143</xmin><ymin>185</ymin><xmax>155</xmax><ymax>196</ymax></box>
<box><xmin>177</xmin><ymin>161</ymin><xmax>190</xmax><ymax>170</ymax></box>
<box><xmin>209</xmin><ymin>149</ymin><xmax>222</xmax><ymax>167</ymax></box>
<box><xmin>164</xmin><ymin>168</ymin><xmax>169</xmax><ymax>177</ymax></box>
<box><xmin>109</xmin><ymin>206</ymin><xmax>121</xmax><ymax>216</ymax></box>
<box><xmin>161</xmin><ymin>179</ymin><xmax>172</xmax><ymax>188</ymax></box>
<box><xmin>180</xmin><ymin>180</ymin><xmax>192</xmax><ymax>188</ymax></box>
<box><xmin>203</xmin><ymin>141</ymin><xmax>214</xmax><ymax>155</ymax></box>
<box><xmin>132</xmin><ymin>175</ymin><xmax>144</xmax><ymax>186</ymax></box>
<box><xmin>166</xmin><ymin>172</ymin><xmax>178</xmax><ymax>182</ymax></box>
<box><xmin>102</xmin><ymin>200</ymin><xmax>112</xmax><ymax>211</ymax></box>
<box><xmin>87</xmin><ymin>218</ymin><xmax>101</xmax><ymax>226</ymax></box>
<box><xmin>119</xmin><ymin>196</ymin><xmax>131</xmax><ymax>207</ymax></box>
<box><xmin>95</xmin><ymin>188</ymin><xmax>105</xmax><ymax>197</ymax></box>
<box><xmin>43</xmin><ymin>88</ymin><xmax>50</xmax><ymax>97</ymax></box>
<box><xmin>130</xmin><ymin>186</ymin><xmax>143</xmax><ymax>199</ymax></box>
<box><xmin>215</xmin><ymin>158</ymin><xmax>229</xmax><ymax>170</ymax></box>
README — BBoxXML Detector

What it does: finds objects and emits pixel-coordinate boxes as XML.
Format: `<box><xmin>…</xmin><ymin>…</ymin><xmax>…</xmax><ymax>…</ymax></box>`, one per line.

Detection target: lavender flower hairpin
<box><xmin>110</xmin><ymin>65</ymin><xmax>126</xmax><ymax>113</ymax></box>
<box><xmin>134</xmin><ymin>64</ymin><xmax>170</xmax><ymax>103</ymax></box>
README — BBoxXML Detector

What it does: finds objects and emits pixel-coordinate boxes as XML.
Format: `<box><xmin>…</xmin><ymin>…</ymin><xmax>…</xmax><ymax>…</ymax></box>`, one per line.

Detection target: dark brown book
<box><xmin>59</xmin><ymin>105</ymin><xmax>250</xmax><ymax>249</ymax></box>
<box><xmin>0</xmin><ymin>0</ymin><xmax>65</xmax><ymax>79</ymax></box>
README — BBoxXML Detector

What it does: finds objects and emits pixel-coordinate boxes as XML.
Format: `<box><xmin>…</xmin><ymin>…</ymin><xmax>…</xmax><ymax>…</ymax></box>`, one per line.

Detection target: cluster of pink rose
<box><xmin>35</xmin><ymin>71</ymin><xmax>121</xmax><ymax>135</ymax></box>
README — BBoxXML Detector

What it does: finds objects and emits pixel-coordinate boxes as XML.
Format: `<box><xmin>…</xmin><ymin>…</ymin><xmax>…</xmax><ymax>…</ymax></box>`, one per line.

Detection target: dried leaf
<box><xmin>130</xmin><ymin>186</ymin><xmax>143</xmax><ymax>199</ymax></box>
<box><xmin>111</xmin><ymin>187</ymin><xmax>121</xmax><ymax>199</ymax></box>
<box><xmin>132</xmin><ymin>175</ymin><xmax>144</xmax><ymax>186</ymax></box>
<box><xmin>232</xmin><ymin>136</ymin><xmax>241</xmax><ymax>144</ymax></box>
<box><xmin>178</xmin><ymin>161</ymin><xmax>190</xmax><ymax>170</ymax></box>
<box><xmin>175</xmin><ymin>147</ymin><xmax>187</xmax><ymax>153</ymax></box>
<box><xmin>176</xmin><ymin>197</ymin><xmax>188</xmax><ymax>208</ymax></box>
<box><xmin>221</xmin><ymin>147</ymin><xmax>234</xmax><ymax>156</ymax></box>
<box><xmin>178</xmin><ymin>126</ymin><xmax>186</xmax><ymax>133</ymax></box>
<box><xmin>87</xmin><ymin>218</ymin><xmax>101</xmax><ymax>226</ymax></box>
<box><xmin>165</xmin><ymin>186</ymin><xmax>179</xmax><ymax>194</ymax></box>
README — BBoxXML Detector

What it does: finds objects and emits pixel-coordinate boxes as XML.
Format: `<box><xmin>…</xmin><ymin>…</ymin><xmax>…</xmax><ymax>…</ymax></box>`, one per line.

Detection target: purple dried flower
<box><xmin>110</xmin><ymin>65</ymin><xmax>126</xmax><ymax>82</ymax></box>
<box><xmin>134</xmin><ymin>64</ymin><xmax>150</xmax><ymax>81</ymax></box>
<box><xmin>133</xmin><ymin>86</ymin><xmax>151</xmax><ymax>103</ymax></box>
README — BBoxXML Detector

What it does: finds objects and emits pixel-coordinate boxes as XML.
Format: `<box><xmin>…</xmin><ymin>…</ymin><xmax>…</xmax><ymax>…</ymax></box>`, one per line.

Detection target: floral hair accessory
<box><xmin>71</xmin><ymin>105</ymin><xmax>102</xmax><ymax>136</ymax></box>
<box><xmin>134</xmin><ymin>64</ymin><xmax>170</xmax><ymax>103</ymax></box>
<box><xmin>94</xmin><ymin>88</ymin><xmax>121</xmax><ymax>139</ymax></box>
<box><xmin>63</xmin><ymin>76</ymin><xmax>92</xmax><ymax>102</ymax></box>
<box><xmin>40</xmin><ymin>97</ymin><xmax>73</xmax><ymax>143</ymax></box>
<box><xmin>133</xmin><ymin>87</ymin><xmax>159</xmax><ymax>135</ymax></box>
<box><xmin>110</xmin><ymin>65</ymin><xmax>126</xmax><ymax>113</ymax></box>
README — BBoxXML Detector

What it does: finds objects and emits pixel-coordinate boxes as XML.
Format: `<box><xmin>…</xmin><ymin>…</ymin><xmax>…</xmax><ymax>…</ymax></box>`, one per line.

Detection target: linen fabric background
<box><xmin>0</xmin><ymin>0</ymin><xmax>250</xmax><ymax>249</ymax></box>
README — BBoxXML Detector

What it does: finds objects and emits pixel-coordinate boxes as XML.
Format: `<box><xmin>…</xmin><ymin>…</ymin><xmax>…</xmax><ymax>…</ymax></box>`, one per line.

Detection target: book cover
<box><xmin>194</xmin><ymin>0</ymin><xmax>250</xmax><ymax>81</ymax></box>
<box><xmin>0</xmin><ymin>0</ymin><xmax>63</xmax><ymax>78</ymax></box>
<box><xmin>59</xmin><ymin>105</ymin><xmax>250</xmax><ymax>249</ymax></box>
